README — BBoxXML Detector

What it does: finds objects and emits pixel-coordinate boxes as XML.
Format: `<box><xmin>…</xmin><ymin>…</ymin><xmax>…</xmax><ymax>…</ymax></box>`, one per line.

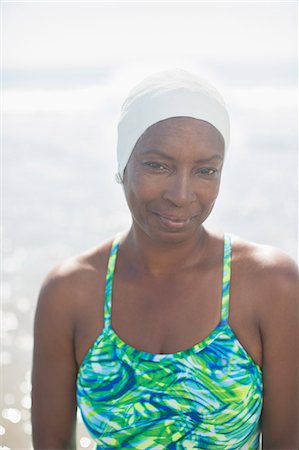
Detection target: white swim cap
<box><xmin>115</xmin><ymin>68</ymin><xmax>230</xmax><ymax>184</ymax></box>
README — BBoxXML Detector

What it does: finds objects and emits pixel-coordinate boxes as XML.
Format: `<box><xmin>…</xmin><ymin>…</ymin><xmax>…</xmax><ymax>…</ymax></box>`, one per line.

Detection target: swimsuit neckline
<box><xmin>102</xmin><ymin>233</ymin><xmax>233</xmax><ymax>362</ymax></box>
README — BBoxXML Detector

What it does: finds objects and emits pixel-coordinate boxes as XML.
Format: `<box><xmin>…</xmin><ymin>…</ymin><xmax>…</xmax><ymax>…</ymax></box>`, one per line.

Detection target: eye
<box><xmin>143</xmin><ymin>162</ymin><xmax>168</xmax><ymax>172</ymax></box>
<box><xmin>197</xmin><ymin>167</ymin><xmax>218</xmax><ymax>176</ymax></box>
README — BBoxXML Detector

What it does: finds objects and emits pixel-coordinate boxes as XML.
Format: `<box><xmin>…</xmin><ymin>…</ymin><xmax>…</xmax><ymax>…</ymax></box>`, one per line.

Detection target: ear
<box><xmin>123</xmin><ymin>167</ymin><xmax>127</xmax><ymax>184</ymax></box>
<box><xmin>115</xmin><ymin>172</ymin><xmax>123</xmax><ymax>184</ymax></box>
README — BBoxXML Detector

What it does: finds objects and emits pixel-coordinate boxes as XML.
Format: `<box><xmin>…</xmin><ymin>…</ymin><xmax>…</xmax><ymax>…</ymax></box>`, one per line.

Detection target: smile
<box><xmin>154</xmin><ymin>212</ymin><xmax>196</xmax><ymax>230</ymax></box>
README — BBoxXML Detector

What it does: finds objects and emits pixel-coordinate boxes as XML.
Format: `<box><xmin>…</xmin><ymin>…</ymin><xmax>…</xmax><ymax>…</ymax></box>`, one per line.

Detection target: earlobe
<box><xmin>121</xmin><ymin>168</ymin><xmax>128</xmax><ymax>193</ymax></box>
<box><xmin>123</xmin><ymin>166</ymin><xmax>129</xmax><ymax>183</ymax></box>
<box><xmin>115</xmin><ymin>173</ymin><xmax>123</xmax><ymax>184</ymax></box>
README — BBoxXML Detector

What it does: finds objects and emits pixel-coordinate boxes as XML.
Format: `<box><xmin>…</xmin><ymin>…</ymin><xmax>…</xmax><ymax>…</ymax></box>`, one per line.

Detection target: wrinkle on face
<box><xmin>123</xmin><ymin>117</ymin><xmax>225</xmax><ymax>244</ymax></box>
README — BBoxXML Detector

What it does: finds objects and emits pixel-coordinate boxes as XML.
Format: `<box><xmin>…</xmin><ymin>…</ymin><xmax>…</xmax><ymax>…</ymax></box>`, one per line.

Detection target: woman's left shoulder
<box><xmin>228</xmin><ymin>232</ymin><xmax>298</xmax><ymax>295</ymax></box>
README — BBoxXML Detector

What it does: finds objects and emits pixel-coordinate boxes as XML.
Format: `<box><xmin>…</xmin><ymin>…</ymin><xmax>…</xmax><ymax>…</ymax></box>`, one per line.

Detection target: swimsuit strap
<box><xmin>103</xmin><ymin>232</ymin><xmax>232</xmax><ymax>329</ymax></box>
<box><xmin>220</xmin><ymin>233</ymin><xmax>232</xmax><ymax>324</ymax></box>
<box><xmin>103</xmin><ymin>234</ymin><xmax>122</xmax><ymax>330</ymax></box>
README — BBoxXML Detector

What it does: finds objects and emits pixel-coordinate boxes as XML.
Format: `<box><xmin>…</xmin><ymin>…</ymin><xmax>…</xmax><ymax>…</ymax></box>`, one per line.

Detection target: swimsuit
<box><xmin>77</xmin><ymin>234</ymin><xmax>263</xmax><ymax>449</ymax></box>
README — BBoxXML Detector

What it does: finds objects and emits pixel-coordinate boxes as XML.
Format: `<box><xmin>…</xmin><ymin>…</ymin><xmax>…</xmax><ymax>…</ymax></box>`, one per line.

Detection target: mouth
<box><xmin>153</xmin><ymin>212</ymin><xmax>198</xmax><ymax>230</ymax></box>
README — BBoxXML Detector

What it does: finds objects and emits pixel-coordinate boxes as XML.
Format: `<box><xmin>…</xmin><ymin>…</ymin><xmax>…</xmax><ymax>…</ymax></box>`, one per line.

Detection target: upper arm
<box><xmin>259</xmin><ymin>253</ymin><xmax>299</xmax><ymax>449</ymax></box>
<box><xmin>31</xmin><ymin>265</ymin><xmax>79</xmax><ymax>449</ymax></box>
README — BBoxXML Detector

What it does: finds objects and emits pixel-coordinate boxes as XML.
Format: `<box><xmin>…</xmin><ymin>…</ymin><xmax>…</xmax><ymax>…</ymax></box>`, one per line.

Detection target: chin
<box><xmin>144</xmin><ymin>223</ymin><xmax>203</xmax><ymax>245</ymax></box>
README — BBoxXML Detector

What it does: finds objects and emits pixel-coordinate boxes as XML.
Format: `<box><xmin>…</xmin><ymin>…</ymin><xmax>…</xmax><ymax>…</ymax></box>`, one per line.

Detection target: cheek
<box><xmin>211</xmin><ymin>180</ymin><xmax>221</xmax><ymax>199</ymax></box>
<box><xmin>124</xmin><ymin>176</ymin><xmax>157</xmax><ymax>214</ymax></box>
<box><xmin>196</xmin><ymin>179</ymin><xmax>221</xmax><ymax>205</ymax></box>
<box><xmin>125</xmin><ymin>166</ymin><xmax>161</xmax><ymax>201</ymax></box>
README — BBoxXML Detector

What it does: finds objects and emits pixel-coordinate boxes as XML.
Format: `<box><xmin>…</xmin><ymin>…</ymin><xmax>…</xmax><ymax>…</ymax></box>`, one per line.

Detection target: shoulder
<box><xmin>230</xmin><ymin>232</ymin><xmax>298</xmax><ymax>284</ymax></box>
<box><xmin>35</xmin><ymin>238</ymin><xmax>114</xmax><ymax>332</ymax></box>
<box><xmin>229</xmin><ymin>233</ymin><xmax>298</xmax><ymax>325</ymax></box>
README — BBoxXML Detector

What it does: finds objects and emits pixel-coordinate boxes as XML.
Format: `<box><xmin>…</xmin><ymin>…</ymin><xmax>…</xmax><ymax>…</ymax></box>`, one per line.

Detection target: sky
<box><xmin>2</xmin><ymin>2</ymin><xmax>297</xmax><ymax>147</ymax></box>
<box><xmin>2</xmin><ymin>2</ymin><xmax>297</xmax><ymax>88</ymax></box>
<box><xmin>0</xmin><ymin>0</ymin><xmax>296</xmax><ymax>177</ymax></box>
<box><xmin>3</xmin><ymin>2</ymin><xmax>297</xmax><ymax>70</ymax></box>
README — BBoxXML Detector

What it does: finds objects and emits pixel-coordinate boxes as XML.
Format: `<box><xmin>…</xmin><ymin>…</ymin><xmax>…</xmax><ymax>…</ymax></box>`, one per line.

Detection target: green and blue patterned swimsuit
<box><xmin>77</xmin><ymin>234</ymin><xmax>263</xmax><ymax>449</ymax></box>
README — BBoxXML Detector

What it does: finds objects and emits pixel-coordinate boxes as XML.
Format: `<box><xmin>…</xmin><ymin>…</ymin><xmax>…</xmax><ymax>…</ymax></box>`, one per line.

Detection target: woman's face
<box><xmin>123</xmin><ymin>117</ymin><xmax>225</xmax><ymax>244</ymax></box>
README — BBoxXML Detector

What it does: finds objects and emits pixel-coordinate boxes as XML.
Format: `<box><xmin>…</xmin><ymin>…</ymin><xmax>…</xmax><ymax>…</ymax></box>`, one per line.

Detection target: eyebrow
<box><xmin>141</xmin><ymin>148</ymin><xmax>224</xmax><ymax>163</ymax></box>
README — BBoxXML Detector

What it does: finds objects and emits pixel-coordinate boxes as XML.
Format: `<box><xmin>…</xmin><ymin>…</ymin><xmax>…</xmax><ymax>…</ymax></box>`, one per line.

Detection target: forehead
<box><xmin>134</xmin><ymin>117</ymin><xmax>225</xmax><ymax>157</ymax></box>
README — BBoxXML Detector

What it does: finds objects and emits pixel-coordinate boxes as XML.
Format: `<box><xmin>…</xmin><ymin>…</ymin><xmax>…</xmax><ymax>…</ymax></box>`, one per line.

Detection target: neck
<box><xmin>121</xmin><ymin>225</ymin><xmax>209</xmax><ymax>277</ymax></box>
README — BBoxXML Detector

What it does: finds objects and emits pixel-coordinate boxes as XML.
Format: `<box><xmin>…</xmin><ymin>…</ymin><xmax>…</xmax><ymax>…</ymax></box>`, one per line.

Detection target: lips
<box><xmin>153</xmin><ymin>212</ymin><xmax>197</xmax><ymax>230</ymax></box>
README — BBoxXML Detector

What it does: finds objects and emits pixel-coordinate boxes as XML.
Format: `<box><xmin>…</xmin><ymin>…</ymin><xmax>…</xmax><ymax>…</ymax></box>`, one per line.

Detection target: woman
<box><xmin>31</xmin><ymin>69</ymin><xmax>298</xmax><ymax>449</ymax></box>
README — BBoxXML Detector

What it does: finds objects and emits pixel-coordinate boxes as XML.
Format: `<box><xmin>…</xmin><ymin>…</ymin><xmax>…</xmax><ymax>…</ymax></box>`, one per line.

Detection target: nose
<box><xmin>162</xmin><ymin>170</ymin><xmax>196</xmax><ymax>207</ymax></box>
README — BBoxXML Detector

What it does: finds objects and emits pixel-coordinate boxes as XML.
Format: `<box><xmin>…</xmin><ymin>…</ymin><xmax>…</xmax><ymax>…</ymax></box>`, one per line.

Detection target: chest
<box><xmin>111</xmin><ymin>271</ymin><xmax>223</xmax><ymax>354</ymax></box>
<box><xmin>75</xmin><ymin>264</ymin><xmax>262</xmax><ymax>369</ymax></box>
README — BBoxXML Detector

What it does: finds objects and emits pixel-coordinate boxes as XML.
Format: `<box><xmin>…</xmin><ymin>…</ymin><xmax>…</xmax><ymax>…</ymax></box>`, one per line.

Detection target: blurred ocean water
<box><xmin>2</xmin><ymin>57</ymin><xmax>298</xmax><ymax>449</ymax></box>
<box><xmin>2</xmin><ymin>3</ymin><xmax>298</xmax><ymax>447</ymax></box>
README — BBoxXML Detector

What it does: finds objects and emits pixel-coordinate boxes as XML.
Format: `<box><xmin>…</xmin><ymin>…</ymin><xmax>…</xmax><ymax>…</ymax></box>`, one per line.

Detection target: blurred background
<box><xmin>1</xmin><ymin>1</ymin><xmax>297</xmax><ymax>448</ymax></box>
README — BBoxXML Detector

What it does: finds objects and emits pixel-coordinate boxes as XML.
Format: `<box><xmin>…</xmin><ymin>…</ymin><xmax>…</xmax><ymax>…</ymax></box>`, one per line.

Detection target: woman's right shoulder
<box><xmin>35</xmin><ymin>237</ymin><xmax>115</xmax><ymax>325</ymax></box>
